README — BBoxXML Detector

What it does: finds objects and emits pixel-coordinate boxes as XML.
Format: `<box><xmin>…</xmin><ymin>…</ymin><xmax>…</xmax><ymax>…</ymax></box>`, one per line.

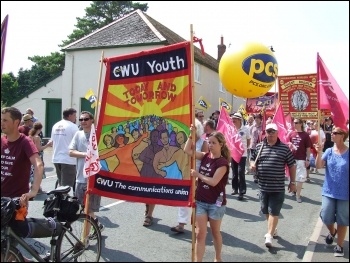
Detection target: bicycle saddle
<box><xmin>47</xmin><ymin>185</ymin><xmax>71</xmax><ymax>195</ymax></box>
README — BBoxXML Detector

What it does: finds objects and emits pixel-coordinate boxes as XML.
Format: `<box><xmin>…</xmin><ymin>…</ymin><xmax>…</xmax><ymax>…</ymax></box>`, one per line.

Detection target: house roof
<box><xmin>62</xmin><ymin>10</ymin><xmax>219</xmax><ymax>72</ymax></box>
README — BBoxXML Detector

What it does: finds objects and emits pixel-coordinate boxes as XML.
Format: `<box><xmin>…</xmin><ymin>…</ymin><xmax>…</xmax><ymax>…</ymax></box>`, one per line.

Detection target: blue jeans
<box><xmin>231</xmin><ymin>157</ymin><xmax>247</xmax><ymax>195</ymax></box>
<box><xmin>320</xmin><ymin>195</ymin><xmax>349</xmax><ymax>226</ymax></box>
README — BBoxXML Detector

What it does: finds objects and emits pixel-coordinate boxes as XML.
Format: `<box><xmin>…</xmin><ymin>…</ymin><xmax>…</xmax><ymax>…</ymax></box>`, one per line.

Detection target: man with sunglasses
<box><xmin>50</xmin><ymin>108</ymin><xmax>79</xmax><ymax>195</ymax></box>
<box><xmin>250</xmin><ymin>123</ymin><xmax>296</xmax><ymax>248</ymax></box>
<box><xmin>69</xmin><ymin>111</ymin><xmax>105</xmax><ymax>237</ymax></box>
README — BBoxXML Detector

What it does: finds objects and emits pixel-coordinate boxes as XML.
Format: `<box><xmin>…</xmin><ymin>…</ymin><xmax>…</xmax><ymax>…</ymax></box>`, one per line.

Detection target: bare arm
<box><xmin>184</xmin><ymin>137</ymin><xmax>206</xmax><ymax>160</ymax></box>
<box><xmin>190</xmin><ymin>166</ymin><xmax>227</xmax><ymax>187</ymax></box>
<box><xmin>27</xmin><ymin>153</ymin><xmax>44</xmax><ymax>199</ymax></box>
<box><xmin>69</xmin><ymin>149</ymin><xmax>86</xmax><ymax>159</ymax></box>
<box><xmin>314</xmin><ymin>143</ymin><xmax>325</xmax><ymax>169</ymax></box>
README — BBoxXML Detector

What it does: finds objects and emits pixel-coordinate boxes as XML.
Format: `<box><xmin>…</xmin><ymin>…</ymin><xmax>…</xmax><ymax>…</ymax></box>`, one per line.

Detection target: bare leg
<box><xmin>266</xmin><ymin>214</ymin><xmax>279</xmax><ymax>236</ymax></box>
<box><xmin>296</xmin><ymin>182</ymin><xmax>303</xmax><ymax>198</ymax></box>
<box><xmin>195</xmin><ymin>214</ymin><xmax>208</xmax><ymax>262</ymax></box>
<box><xmin>209</xmin><ymin>218</ymin><xmax>223</xmax><ymax>262</ymax></box>
<box><xmin>336</xmin><ymin>225</ymin><xmax>348</xmax><ymax>247</ymax></box>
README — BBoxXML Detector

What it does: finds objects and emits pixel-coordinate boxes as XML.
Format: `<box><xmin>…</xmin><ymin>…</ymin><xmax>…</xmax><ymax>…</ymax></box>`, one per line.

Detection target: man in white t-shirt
<box><xmin>230</xmin><ymin>112</ymin><xmax>251</xmax><ymax>200</ymax></box>
<box><xmin>51</xmin><ymin>108</ymin><xmax>79</xmax><ymax>194</ymax></box>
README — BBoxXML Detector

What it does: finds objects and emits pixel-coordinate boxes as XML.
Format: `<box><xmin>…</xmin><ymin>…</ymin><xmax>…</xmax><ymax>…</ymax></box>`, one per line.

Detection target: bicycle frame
<box><xmin>1</xmin><ymin>220</ymin><xmax>86</xmax><ymax>262</ymax></box>
<box><xmin>2</xmin><ymin>226</ymin><xmax>48</xmax><ymax>262</ymax></box>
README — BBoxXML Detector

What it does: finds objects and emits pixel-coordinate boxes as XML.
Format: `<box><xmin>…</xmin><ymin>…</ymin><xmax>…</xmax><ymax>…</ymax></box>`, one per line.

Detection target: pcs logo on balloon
<box><xmin>219</xmin><ymin>42</ymin><xmax>278</xmax><ymax>98</ymax></box>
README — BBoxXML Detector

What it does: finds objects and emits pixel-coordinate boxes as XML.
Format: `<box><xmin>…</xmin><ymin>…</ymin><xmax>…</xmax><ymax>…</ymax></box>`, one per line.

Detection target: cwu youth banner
<box><xmin>89</xmin><ymin>42</ymin><xmax>193</xmax><ymax>207</ymax></box>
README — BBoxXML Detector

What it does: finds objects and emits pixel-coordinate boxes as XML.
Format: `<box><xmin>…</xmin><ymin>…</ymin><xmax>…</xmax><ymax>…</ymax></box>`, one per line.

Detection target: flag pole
<box><xmin>1</xmin><ymin>14</ymin><xmax>9</xmax><ymax>78</ymax></box>
<box><xmin>190</xmin><ymin>24</ymin><xmax>196</xmax><ymax>262</ymax></box>
<box><xmin>85</xmin><ymin>50</ymin><xmax>104</xmax><ymax>215</ymax></box>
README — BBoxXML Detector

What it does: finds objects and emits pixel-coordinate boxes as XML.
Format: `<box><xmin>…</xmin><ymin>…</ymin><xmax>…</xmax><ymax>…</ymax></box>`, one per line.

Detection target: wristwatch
<box><xmin>290</xmin><ymin>182</ymin><xmax>296</xmax><ymax>185</ymax></box>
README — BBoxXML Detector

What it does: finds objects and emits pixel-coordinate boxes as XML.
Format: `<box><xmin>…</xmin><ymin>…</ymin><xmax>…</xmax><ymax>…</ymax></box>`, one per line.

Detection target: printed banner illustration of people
<box><xmin>245</xmin><ymin>92</ymin><xmax>278</xmax><ymax>117</ymax></box>
<box><xmin>278</xmin><ymin>74</ymin><xmax>317</xmax><ymax>119</ymax></box>
<box><xmin>90</xmin><ymin>42</ymin><xmax>193</xmax><ymax>207</ymax></box>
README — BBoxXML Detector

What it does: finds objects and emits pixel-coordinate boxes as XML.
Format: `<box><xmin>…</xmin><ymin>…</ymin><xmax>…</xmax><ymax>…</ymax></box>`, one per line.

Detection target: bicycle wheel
<box><xmin>1</xmin><ymin>245</ymin><xmax>25</xmax><ymax>262</ymax></box>
<box><xmin>55</xmin><ymin>214</ymin><xmax>101</xmax><ymax>262</ymax></box>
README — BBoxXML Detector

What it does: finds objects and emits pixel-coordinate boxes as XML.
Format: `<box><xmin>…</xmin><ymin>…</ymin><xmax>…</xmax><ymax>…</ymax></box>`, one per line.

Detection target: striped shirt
<box><xmin>251</xmin><ymin>138</ymin><xmax>295</xmax><ymax>192</ymax></box>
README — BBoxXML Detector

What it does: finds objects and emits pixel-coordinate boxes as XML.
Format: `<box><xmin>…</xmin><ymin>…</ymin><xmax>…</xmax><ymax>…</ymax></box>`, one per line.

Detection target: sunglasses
<box><xmin>198</xmin><ymin>115</ymin><xmax>204</xmax><ymax>118</ymax></box>
<box><xmin>293</xmin><ymin>122</ymin><xmax>300</xmax><ymax>124</ymax></box>
<box><xmin>331</xmin><ymin>132</ymin><xmax>342</xmax><ymax>135</ymax></box>
<box><xmin>266</xmin><ymin>129</ymin><xmax>277</xmax><ymax>134</ymax></box>
<box><xmin>79</xmin><ymin>118</ymin><xmax>91</xmax><ymax>122</ymax></box>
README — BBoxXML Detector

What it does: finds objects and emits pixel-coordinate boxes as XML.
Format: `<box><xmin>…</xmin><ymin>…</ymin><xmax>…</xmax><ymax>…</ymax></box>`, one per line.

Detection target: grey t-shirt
<box><xmin>69</xmin><ymin>130</ymin><xmax>90</xmax><ymax>184</ymax></box>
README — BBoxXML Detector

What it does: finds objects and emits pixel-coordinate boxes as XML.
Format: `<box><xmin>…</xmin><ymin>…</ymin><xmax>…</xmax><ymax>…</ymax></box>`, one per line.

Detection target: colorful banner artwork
<box><xmin>90</xmin><ymin>42</ymin><xmax>193</xmax><ymax>207</ymax></box>
<box><xmin>245</xmin><ymin>92</ymin><xmax>278</xmax><ymax>117</ymax></box>
<box><xmin>278</xmin><ymin>74</ymin><xmax>317</xmax><ymax>119</ymax></box>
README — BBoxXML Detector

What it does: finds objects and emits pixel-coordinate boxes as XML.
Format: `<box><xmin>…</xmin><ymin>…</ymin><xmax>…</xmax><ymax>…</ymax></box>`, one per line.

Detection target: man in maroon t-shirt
<box><xmin>1</xmin><ymin>107</ymin><xmax>44</xmax><ymax>200</ymax></box>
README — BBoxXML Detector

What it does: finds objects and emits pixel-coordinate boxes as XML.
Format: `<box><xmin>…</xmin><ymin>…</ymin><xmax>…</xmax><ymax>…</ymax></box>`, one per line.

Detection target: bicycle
<box><xmin>1</xmin><ymin>185</ymin><xmax>102</xmax><ymax>262</ymax></box>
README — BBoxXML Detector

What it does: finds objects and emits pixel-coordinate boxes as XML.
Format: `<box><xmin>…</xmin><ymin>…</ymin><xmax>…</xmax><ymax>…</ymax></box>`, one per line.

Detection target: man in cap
<box><xmin>18</xmin><ymin>114</ymin><xmax>34</xmax><ymax>136</ymax></box>
<box><xmin>230</xmin><ymin>112</ymin><xmax>251</xmax><ymax>200</ymax></box>
<box><xmin>250</xmin><ymin>123</ymin><xmax>296</xmax><ymax>248</ymax></box>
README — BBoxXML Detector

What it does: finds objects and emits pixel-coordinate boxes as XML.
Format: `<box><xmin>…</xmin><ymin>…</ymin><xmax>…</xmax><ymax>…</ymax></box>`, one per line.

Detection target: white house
<box><xmin>12</xmin><ymin>10</ymin><xmax>244</xmax><ymax>137</ymax></box>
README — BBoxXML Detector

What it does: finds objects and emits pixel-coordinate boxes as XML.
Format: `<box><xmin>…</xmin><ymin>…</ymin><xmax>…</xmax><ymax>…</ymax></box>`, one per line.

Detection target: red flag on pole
<box><xmin>317</xmin><ymin>53</ymin><xmax>349</xmax><ymax>130</ymax></box>
<box><xmin>1</xmin><ymin>15</ymin><xmax>9</xmax><ymax>76</ymax></box>
<box><xmin>216</xmin><ymin>106</ymin><xmax>244</xmax><ymax>163</ymax></box>
<box><xmin>272</xmin><ymin>102</ymin><xmax>289</xmax><ymax>144</ymax></box>
<box><xmin>84</xmin><ymin>124</ymin><xmax>101</xmax><ymax>177</ymax></box>
<box><xmin>272</xmin><ymin>103</ymin><xmax>291</xmax><ymax>177</ymax></box>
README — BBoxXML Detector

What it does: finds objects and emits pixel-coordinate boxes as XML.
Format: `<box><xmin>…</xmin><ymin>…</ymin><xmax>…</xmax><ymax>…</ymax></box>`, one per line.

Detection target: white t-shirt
<box><xmin>51</xmin><ymin>119</ymin><xmax>79</xmax><ymax>165</ymax></box>
<box><xmin>237</xmin><ymin>124</ymin><xmax>251</xmax><ymax>157</ymax></box>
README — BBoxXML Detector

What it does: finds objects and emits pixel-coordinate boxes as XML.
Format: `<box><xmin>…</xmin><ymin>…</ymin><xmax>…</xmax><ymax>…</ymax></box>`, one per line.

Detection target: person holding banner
<box><xmin>69</xmin><ymin>111</ymin><xmax>105</xmax><ymax>237</ymax></box>
<box><xmin>315</xmin><ymin>127</ymin><xmax>349</xmax><ymax>257</ymax></box>
<box><xmin>250</xmin><ymin>123</ymin><xmax>296</xmax><ymax>248</ymax></box>
<box><xmin>230</xmin><ymin>112</ymin><xmax>251</xmax><ymax>200</ymax></box>
<box><xmin>170</xmin><ymin>118</ymin><xmax>208</xmax><ymax>233</ymax></box>
<box><xmin>184</xmin><ymin>130</ymin><xmax>230</xmax><ymax>262</ymax></box>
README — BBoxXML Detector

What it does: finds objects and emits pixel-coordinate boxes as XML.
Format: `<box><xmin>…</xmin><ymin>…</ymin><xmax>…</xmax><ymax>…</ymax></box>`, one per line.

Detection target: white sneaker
<box><xmin>264</xmin><ymin>233</ymin><xmax>273</xmax><ymax>248</ymax></box>
<box><xmin>297</xmin><ymin>196</ymin><xmax>302</xmax><ymax>203</ymax></box>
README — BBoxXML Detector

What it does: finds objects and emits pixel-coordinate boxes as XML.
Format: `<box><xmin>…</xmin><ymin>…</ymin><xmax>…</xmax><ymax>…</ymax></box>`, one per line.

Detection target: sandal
<box><xmin>143</xmin><ymin>216</ymin><xmax>153</xmax><ymax>227</ymax></box>
<box><xmin>170</xmin><ymin>225</ymin><xmax>184</xmax><ymax>233</ymax></box>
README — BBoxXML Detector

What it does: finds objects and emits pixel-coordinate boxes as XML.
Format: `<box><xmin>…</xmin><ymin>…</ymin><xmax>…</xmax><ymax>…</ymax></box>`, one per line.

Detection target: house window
<box><xmin>194</xmin><ymin>63</ymin><xmax>200</xmax><ymax>83</ymax></box>
<box><xmin>219</xmin><ymin>82</ymin><xmax>225</xmax><ymax>93</ymax></box>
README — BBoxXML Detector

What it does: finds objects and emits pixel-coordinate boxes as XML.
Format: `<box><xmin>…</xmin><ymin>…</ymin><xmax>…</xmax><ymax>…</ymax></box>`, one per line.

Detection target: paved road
<box><xmin>22</xmin><ymin>148</ymin><xmax>348</xmax><ymax>262</ymax></box>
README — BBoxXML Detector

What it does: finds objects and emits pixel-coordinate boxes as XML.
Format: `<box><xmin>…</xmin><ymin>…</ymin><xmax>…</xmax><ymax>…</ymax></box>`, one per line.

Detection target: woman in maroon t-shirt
<box><xmin>184</xmin><ymin>130</ymin><xmax>230</xmax><ymax>262</ymax></box>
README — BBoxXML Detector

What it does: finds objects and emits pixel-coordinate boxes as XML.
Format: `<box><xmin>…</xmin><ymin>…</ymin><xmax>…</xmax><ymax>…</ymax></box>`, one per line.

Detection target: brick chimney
<box><xmin>217</xmin><ymin>36</ymin><xmax>226</xmax><ymax>61</ymax></box>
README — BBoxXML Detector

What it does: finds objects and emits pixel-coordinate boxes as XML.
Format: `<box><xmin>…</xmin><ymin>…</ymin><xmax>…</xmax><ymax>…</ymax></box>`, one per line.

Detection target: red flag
<box><xmin>216</xmin><ymin>106</ymin><xmax>244</xmax><ymax>163</ymax></box>
<box><xmin>272</xmin><ymin>102</ymin><xmax>291</xmax><ymax>177</ymax></box>
<box><xmin>1</xmin><ymin>15</ymin><xmax>9</xmax><ymax>76</ymax></box>
<box><xmin>272</xmin><ymin>103</ymin><xmax>289</xmax><ymax>143</ymax></box>
<box><xmin>317</xmin><ymin>53</ymin><xmax>349</xmax><ymax>130</ymax></box>
<box><xmin>284</xmin><ymin>112</ymin><xmax>293</xmax><ymax>137</ymax></box>
<box><xmin>84</xmin><ymin>124</ymin><xmax>101</xmax><ymax>177</ymax></box>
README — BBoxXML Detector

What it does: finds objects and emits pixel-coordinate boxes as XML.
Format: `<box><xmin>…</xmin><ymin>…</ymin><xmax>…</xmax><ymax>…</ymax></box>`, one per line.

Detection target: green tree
<box><xmin>28</xmin><ymin>52</ymin><xmax>65</xmax><ymax>75</ymax></box>
<box><xmin>1</xmin><ymin>73</ymin><xmax>18</xmax><ymax>105</ymax></box>
<box><xmin>2</xmin><ymin>1</ymin><xmax>149</xmax><ymax>105</ymax></box>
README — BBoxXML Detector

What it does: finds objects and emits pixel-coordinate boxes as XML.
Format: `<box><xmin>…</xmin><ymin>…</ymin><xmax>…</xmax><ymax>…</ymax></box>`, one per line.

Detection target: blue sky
<box><xmin>2</xmin><ymin>1</ymin><xmax>349</xmax><ymax>99</ymax></box>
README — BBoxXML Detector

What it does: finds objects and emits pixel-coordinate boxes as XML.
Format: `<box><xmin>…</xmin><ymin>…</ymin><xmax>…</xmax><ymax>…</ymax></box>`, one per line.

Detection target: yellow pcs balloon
<box><xmin>219</xmin><ymin>42</ymin><xmax>278</xmax><ymax>98</ymax></box>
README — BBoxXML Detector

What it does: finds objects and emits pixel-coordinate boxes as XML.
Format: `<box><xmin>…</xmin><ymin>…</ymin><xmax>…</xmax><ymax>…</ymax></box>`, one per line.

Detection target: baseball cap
<box><xmin>231</xmin><ymin>112</ymin><xmax>243</xmax><ymax>120</ymax></box>
<box><xmin>23</xmin><ymin>114</ymin><xmax>33</xmax><ymax>121</ymax></box>
<box><xmin>266</xmin><ymin>123</ymin><xmax>278</xmax><ymax>131</ymax></box>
